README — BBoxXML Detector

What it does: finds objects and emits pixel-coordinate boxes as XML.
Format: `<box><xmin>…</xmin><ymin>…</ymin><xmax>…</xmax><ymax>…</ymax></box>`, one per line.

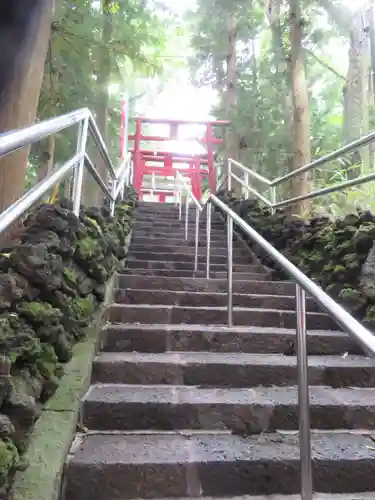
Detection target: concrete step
<box><xmin>64</xmin><ymin>431</ymin><xmax>375</xmax><ymax>498</ymax></box>
<box><xmin>115</xmin><ymin>289</ymin><xmax>317</xmax><ymax>311</ymax></box>
<box><xmin>82</xmin><ymin>384</ymin><xmax>375</xmax><ymax>431</ymax></box>
<box><xmin>135</xmin><ymin>202</ymin><xmax>178</xmax><ymax>211</ymax></box>
<box><xmin>133</xmin><ymin>230</ymin><xmax>226</xmax><ymax>240</ymax></box>
<box><xmin>127</xmin><ymin>250</ymin><xmax>253</xmax><ymax>266</ymax></box>
<box><xmin>130</xmin><ymin>236</ymin><xmax>243</xmax><ymax>249</ymax></box>
<box><xmin>107</xmin><ymin>304</ymin><xmax>338</xmax><ymax>330</ymax></box>
<box><xmin>92</xmin><ymin>351</ymin><xmax>375</xmax><ymax>387</ymax></box>
<box><xmin>117</xmin><ymin>275</ymin><xmax>296</xmax><ymax>295</ymax></box>
<box><xmin>125</xmin><ymin>259</ymin><xmax>258</xmax><ymax>274</ymax></box>
<box><xmin>120</xmin><ymin>269</ymin><xmax>268</xmax><ymax>279</ymax></box>
<box><xmin>134</xmin><ymin>220</ymin><xmax>223</xmax><ymax>229</ymax></box>
<box><xmin>128</xmin><ymin>244</ymin><xmax>249</xmax><ymax>259</ymax></box>
<box><xmin>102</xmin><ymin>323</ymin><xmax>359</xmax><ymax>355</ymax></box>
<box><xmin>135</xmin><ymin>216</ymin><xmax>222</xmax><ymax>225</ymax></box>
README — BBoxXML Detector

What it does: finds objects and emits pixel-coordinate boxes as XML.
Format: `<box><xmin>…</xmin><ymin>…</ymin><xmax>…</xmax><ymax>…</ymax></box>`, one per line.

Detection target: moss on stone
<box><xmin>0</xmin><ymin>194</ymin><xmax>136</xmax><ymax>495</ymax></box>
<box><xmin>76</xmin><ymin>235</ymin><xmax>102</xmax><ymax>260</ymax></box>
<box><xmin>63</xmin><ymin>267</ymin><xmax>77</xmax><ymax>283</ymax></box>
<box><xmin>0</xmin><ymin>438</ymin><xmax>19</xmax><ymax>486</ymax></box>
<box><xmin>70</xmin><ymin>294</ymin><xmax>96</xmax><ymax>321</ymax></box>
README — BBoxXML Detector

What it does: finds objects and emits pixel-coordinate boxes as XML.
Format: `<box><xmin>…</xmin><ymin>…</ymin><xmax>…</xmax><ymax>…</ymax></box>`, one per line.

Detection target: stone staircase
<box><xmin>63</xmin><ymin>201</ymin><xmax>375</xmax><ymax>499</ymax></box>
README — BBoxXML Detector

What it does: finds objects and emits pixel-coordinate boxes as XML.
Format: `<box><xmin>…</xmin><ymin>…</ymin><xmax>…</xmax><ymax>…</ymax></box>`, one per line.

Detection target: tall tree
<box><xmin>0</xmin><ymin>0</ymin><xmax>54</xmax><ymax>244</ymax></box>
<box><xmin>288</xmin><ymin>0</ymin><xmax>311</xmax><ymax>214</ymax></box>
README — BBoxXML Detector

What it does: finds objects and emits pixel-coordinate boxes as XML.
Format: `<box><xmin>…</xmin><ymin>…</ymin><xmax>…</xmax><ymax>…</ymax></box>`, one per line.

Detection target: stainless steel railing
<box><xmin>205</xmin><ymin>194</ymin><xmax>375</xmax><ymax>500</ymax></box>
<box><xmin>174</xmin><ymin>171</ymin><xmax>203</xmax><ymax>274</ymax></box>
<box><xmin>165</xmin><ymin>146</ymin><xmax>375</xmax><ymax>500</ymax></box>
<box><xmin>0</xmin><ymin>108</ymin><xmax>133</xmax><ymax>236</ymax></box>
<box><xmin>227</xmin><ymin>130</ymin><xmax>375</xmax><ymax>210</ymax></box>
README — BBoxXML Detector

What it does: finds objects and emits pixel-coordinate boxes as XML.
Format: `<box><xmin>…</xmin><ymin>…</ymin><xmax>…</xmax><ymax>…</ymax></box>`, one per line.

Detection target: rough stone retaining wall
<box><xmin>216</xmin><ymin>189</ymin><xmax>375</xmax><ymax>330</ymax></box>
<box><xmin>0</xmin><ymin>187</ymin><xmax>137</xmax><ymax>497</ymax></box>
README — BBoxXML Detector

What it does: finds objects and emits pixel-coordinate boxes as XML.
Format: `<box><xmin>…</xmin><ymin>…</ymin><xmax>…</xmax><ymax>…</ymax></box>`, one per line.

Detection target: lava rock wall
<box><xmin>0</xmin><ymin>186</ymin><xmax>137</xmax><ymax>494</ymax></box>
<box><xmin>216</xmin><ymin>189</ymin><xmax>375</xmax><ymax>330</ymax></box>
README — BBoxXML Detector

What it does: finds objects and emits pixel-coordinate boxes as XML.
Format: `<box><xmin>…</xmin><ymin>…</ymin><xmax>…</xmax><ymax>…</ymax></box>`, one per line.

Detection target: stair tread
<box><xmin>95</xmin><ymin>351</ymin><xmax>373</xmax><ymax>368</ymax></box>
<box><xmin>68</xmin><ymin>431</ymin><xmax>375</xmax><ymax>464</ymax></box>
<box><xmin>84</xmin><ymin>383</ymin><xmax>375</xmax><ymax>406</ymax></box>
<box><xmin>118</xmin><ymin>274</ymin><xmax>290</xmax><ymax>284</ymax></box>
<box><xmin>111</xmin><ymin>303</ymin><xmax>327</xmax><ymax>315</ymax></box>
<box><xmin>121</xmin><ymin>289</ymin><xmax>293</xmax><ymax>299</ymax></box>
<box><xmin>103</xmin><ymin>322</ymin><xmax>346</xmax><ymax>337</ymax></box>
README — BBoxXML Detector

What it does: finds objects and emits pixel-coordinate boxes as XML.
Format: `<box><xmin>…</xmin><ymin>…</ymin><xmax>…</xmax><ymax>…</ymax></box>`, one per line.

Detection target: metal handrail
<box><xmin>174</xmin><ymin>171</ymin><xmax>203</xmax><ymax>274</ymax></box>
<box><xmin>0</xmin><ymin>109</ymin><xmax>132</xmax><ymax>235</ymax></box>
<box><xmin>226</xmin><ymin>129</ymin><xmax>375</xmax><ymax>209</ymax></box>
<box><xmin>205</xmin><ymin>193</ymin><xmax>375</xmax><ymax>500</ymax></box>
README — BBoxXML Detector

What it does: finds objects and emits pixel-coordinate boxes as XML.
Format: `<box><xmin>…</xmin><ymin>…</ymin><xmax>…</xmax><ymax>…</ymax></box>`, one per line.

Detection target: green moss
<box><xmin>0</xmin><ymin>438</ymin><xmax>19</xmax><ymax>486</ymax></box>
<box><xmin>87</xmin><ymin>216</ymin><xmax>104</xmax><ymax>235</ymax></box>
<box><xmin>71</xmin><ymin>294</ymin><xmax>96</xmax><ymax>320</ymax></box>
<box><xmin>76</xmin><ymin>236</ymin><xmax>101</xmax><ymax>259</ymax></box>
<box><xmin>16</xmin><ymin>302</ymin><xmax>63</xmax><ymax>327</ymax></box>
<box><xmin>35</xmin><ymin>344</ymin><xmax>59</xmax><ymax>380</ymax></box>
<box><xmin>63</xmin><ymin>267</ymin><xmax>77</xmax><ymax>283</ymax></box>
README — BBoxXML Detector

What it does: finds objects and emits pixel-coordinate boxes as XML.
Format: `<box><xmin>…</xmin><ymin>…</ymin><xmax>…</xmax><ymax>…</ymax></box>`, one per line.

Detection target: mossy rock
<box><xmin>0</xmin><ymin>438</ymin><xmax>20</xmax><ymax>487</ymax></box>
<box><xmin>15</xmin><ymin>301</ymin><xmax>62</xmax><ymax>326</ymax></box>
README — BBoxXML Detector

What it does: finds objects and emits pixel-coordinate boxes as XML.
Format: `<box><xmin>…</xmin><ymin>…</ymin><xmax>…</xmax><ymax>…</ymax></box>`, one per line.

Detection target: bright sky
<box><xmin>144</xmin><ymin>0</ymin><xmax>372</xmax><ymax>138</ymax></box>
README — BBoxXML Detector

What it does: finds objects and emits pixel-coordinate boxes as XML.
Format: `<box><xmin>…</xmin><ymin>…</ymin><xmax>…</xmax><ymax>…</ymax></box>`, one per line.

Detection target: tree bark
<box><xmin>288</xmin><ymin>0</ymin><xmax>311</xmax><ymax>215</ymax></box>
<box><xmin>0</xmin><ymin>0</ymin><xmax>54</xmax><ymax>245</ymax></box>
<box><xmin>224</xmin><ymin>13</ymin><xmax>241</xmax><ymax>193</ymax></box>
<box><xmin>37</xmin><ymin>134</ymin><xmax>56</xmax><ymax>182</ymax></box>
<box><xmin>319</xmin><ymin>0</ymin><xmax>369</xmax><ymax>178</ymax></box>
<box><xmin>88</xmin><ymin>0</ymin><xmax>112</xmax><ymax>206</ymax></box>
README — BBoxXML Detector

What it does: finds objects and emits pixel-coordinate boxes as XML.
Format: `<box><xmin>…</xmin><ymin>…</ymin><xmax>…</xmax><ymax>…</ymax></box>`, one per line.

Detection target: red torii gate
<box><xmin>123</xmin><ymin>112</ymin><xmax>229</xmax><ymax>202</ymax></box>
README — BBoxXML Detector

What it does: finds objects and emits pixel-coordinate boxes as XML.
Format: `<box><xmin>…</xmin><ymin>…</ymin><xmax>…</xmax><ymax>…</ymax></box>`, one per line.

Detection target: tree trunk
<box><xmin>319</xmin><ymin>0</ymin><xmax>369</xmax><ymax>178</ymax></box>
<box><xmin>88</xmin><ymin>0</ymin><xmax>112</xmax><ymax>206</ymax></box>
<box><xmin>225</xmin><ymin>13</ymin><xmax>241</xmax><ymax>193</ymax></box>
<box><xmin>266</xmin><ymin>0</ymin><xmax>293</xmax><ymax>198</ymax></box>
<box><xmin>0</xmin><ymin>0</ymin><xmax>54</xmax><ymax>245</ymax></box>
<box><xmin>288</xmin><ymin>0</ymin><xmax>311</xmax><ymax>215</ymax></box>
<box><xmin>38</xmin><ymin>134</ymin><xmax>56</xmax><ymax>182</ymax></box>
<box><xmin>342</xmin><ymin>11</ymin><xmax>369</xmax><ymax>177</ymax></box>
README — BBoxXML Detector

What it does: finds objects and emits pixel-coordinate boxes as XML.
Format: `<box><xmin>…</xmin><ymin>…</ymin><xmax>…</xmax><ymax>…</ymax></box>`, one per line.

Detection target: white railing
<box><xmin>0</xmin><ymin>108</ymin><xmax>133</xmax><ymax>236</ymax></box>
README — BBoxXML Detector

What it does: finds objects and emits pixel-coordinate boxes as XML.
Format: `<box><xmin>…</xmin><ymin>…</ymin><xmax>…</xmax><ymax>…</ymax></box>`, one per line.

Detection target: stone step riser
<box><xmin>125</xmin><ymin>260</ymin><xmax>258</xmax><ymax>273</ymax></box>
<box><xmin>133</xmin><ymin>227</ymin><xmax>225</xmax><ymax>235</ymax></box>
<box><xmin>134</xmin><ymin>224</ymin><xmax>224</xmax><ymax>231</ymax></box>
<box><xmin>133</xmin><ymin>233</ymin><xmax>229</xmax><ymax>243</ymax></box>
<box><xmin>117</xmin><ymin>275</ymin><xmax>295</xmax><ymax>295</ymax></box>
<box><xmin>127</xmin><ymin>251</ymin><xmax>253</xmax><ymax>266</ymax></box>
<box><xmin>120</xmin><ymin>269</ymin><xmax>267</xmax><ymax>279</ymax></box>
<box><xmin>135</xmin><ymin>219</ymin><xmax>222</xmax><ymax>227</ymax></box>
<box><xmin>128</xmin><ymin>245</ymin><xmax>249</xmax><ymax>258</ymax></box>
<box><xmin>127</xmin><ymin>254</ymin><xmax>253</xmax><ymax>266</ymax></box>
<box><xmin>130</xmin><ymin>238</ymin><xmax>239</xmax><ymax>251</ymax></box>
<box><xmin>102</xmin><ymin>325</ymin><xmax>359</xmax><ymax>355</ymax></box>
<box><xmin>92</xmin><ymin>357</ymin><xmax>375</xmax><ymax>387</ymax></box>
<box><xmin>64</xmin><ymin>432</ymin><xmax>375</xmax><ymax>498</ymax></box>
<box><xmin>82</xmin><ymin>394</ymin><xmax>375</xmax><ymax>432</ymax></box>
<box><xmin>115</xmin><ymin>289</ymin><xmax>317</xmax><ymax>311</ymax></box>
<box><xmin>107</xmin><ymin>305</ymin><xmax>337</xmax><ymax>330</ymax></box>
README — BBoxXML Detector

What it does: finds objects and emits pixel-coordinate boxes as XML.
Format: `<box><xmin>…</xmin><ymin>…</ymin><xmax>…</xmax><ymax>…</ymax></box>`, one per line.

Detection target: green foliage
<box><xmin>28</xmin><ymin>0</ymin><xmax>181</xmax><ymax>183</ymax></box>
<box><xmin>188</xmin><ymin>0</ymin><xmax>373</xmax><ymax>201</ymax></box>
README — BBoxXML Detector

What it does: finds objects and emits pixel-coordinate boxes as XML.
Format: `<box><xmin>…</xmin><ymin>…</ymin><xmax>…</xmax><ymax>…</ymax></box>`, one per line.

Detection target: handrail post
<box><xmin>194</xmin><ymin>206</ymin><xmax>200</xmax><ymax>274</ymax></box>
<box><xmin>296</xmin><ymin>284</ymin><xmax>313</xmax><ymax>500</ymax></box>
<box><xmin>227</xmin><ymin>214</ymin><xmax>233</xmax><ymax>327</ymax></box>
<box><xmin>185</xmin><ymin>197</ymin><xmax>189</xmax><ymax>240</ymax></box>
<box><xmin>72</xmin><ymin>118</ymin><xmax>89</xmax><ymax>215</ymax></box>
<box><xmin>178</xmin><ymin>192</ymin><xmax>182</xmax><ymax>220</ymax></box>
<box><xmin>206</xmin><ymin>201</ymin><xmax>212</xmax><ymax>278</ymax></box>
<box><xmin>228</xmin><ymin>159</ymin><xmax>232</xmax><ymax>191</ymax></box>
<box><xmin>270</xmin><ymin>186</ymin><xmax>276</xmax><ymax>214</ymax></box>
<box><xmin>110</xmin><ymin>179</ymin><xmax>117</xmax><ymax>215</ymax></box>
<box><xmin>244</xmin><ymin>171</ymin><xmax>249</xmax><ymax>199</ymax></box>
